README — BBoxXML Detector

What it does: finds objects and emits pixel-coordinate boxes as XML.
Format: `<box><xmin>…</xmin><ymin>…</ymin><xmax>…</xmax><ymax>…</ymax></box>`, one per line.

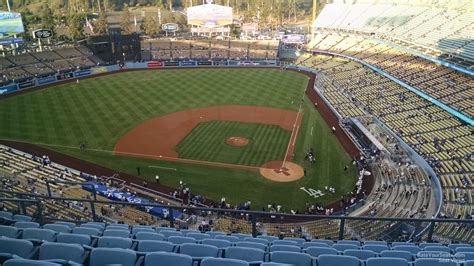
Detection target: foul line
<box><xmin>310</xmin><ymin>126</ymin><xmax>313</xmax><ymax>136</ymax></box>
<box><xmin>148</xmin><ymin>165</ymin><xmax>177</xmax><ymax>171</ymax></box>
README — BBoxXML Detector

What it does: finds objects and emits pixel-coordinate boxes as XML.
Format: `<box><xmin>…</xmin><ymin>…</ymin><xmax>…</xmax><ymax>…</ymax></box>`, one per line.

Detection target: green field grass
<box><xmin>176</xmin><ymin>121</ymin><xmax>290</xmax><ymax>166</ymax></box>
<box><xmin>0</xmin><ymin>68</ymin><xmax>358</xmax><ymax>210</ymax></box>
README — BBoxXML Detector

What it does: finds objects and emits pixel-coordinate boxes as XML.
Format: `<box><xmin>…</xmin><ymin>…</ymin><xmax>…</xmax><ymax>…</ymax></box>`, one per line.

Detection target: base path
<box><xmin>114</xmin><ymin>105</ymin><xmax>300</xmax><ymax>169</ymax></box>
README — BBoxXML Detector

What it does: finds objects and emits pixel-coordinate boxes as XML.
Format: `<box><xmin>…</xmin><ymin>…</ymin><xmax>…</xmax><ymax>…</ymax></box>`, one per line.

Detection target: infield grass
<box><xmin>0</xmin><ymin>68</ymin><xmax>358</xmax><ymax>210</ymax></box>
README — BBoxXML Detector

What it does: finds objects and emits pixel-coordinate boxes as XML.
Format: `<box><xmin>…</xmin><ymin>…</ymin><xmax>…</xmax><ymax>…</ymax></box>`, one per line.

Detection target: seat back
<box><xmin>270</xmin><ymin>251</ymin><xmax>313</xmax><ymax>266</ymax></box>
<box><xmin>215</xmin><ymin>235</ymin><xmax>240</xmax><ymax>243</ymax></box>
<box><xmin>0</xmin><ymin>238</ymin><xmax>34</xmax><ymax>258</ymax></box>
<box><xmin>305</xmin><ymin>246</ymin><xmax>338</xmax><ymax>257</ymax></box>
<box><xmin>137</xmin><ymin>240</ymin><xmax>175</xmax><ymax>253</ymax></box>
<box><xmin>225</xmin><ymin>246</ymin><xmax>265</xmax><ymax>263</ymax></box>
<box><xmin>456</xmin><ymin>247</ymin><xmax>474</xmax><ymax>253</ymax></box>
<box><xmin>72</xmin><ymin>227</ymin><xmax>101</xmax><ymax>236</ymax></box>
<box><xmin>273</xmin><ymin>240</ymin><xmax>299</xmax><ymax>246</ymax></box>
<box><xmin>236</xmin><ymin>241</ymin><xmax>267</xmax><ymax>251</ymax></box>
<box><xmin>22</xmin><ymin>228</ymin><xmax>56</xmax><ymax>242</ymax></box>
<box><xmin>202</xmin><ymin>257</ymin><xmax>249</xmax><ymax>266</ymax></box>
<box><xmin>0</xmin><ymin>211</ymin><xmax>13</xmax><ymax>220</ymax></box>
<box><xmin>207</xmin><ymin>231</ymin><xmax>226</xmax><ymax>238</ymax></box>
<box><xmin>80</xmin><ymin>223</ymin><xmax>104</xmax><ymax>231</ymax></box>
<box><xmin>302</xmin><ymin>242</ymin><xmax>329</xmax><ymax>249</ymax></box>
<box><xmin>135</xmin><ymin>232</ymin><xmax>165</xmax><ymax>241</ymax></box>
<box><xmin>89</xmin><ymin>247</ymin><xmax>136</xmax><ymax>266</ymax></box>
<box><xmin>43</xmin><ymin>224</ymin><xmax>71</xmax><ymax>233</ymax></box>
<box><xmin>393</xmin><ymin>245</ymin><xmax>421</xmax><ymax>254</ymax></box>
<box><xmin>243</xmin><ymin>237</ymin><xmax>269</xmax><ymax>245</ymax></box>
<box><xmin>97</xmin><ymin>236</ymin><xmax>133</xmax><ymax>249</ymax></box>
<box><xmin>187</xmin><ymin>233</ymin><xmax>211</xmax><ymax>241</ymax></box>
<box><xmin>14</xmin><ymin>222</ymin><xmax>39</xmax><ymax>229</ymax></box>
<box><xmin>366</xmin><ymin>257</ymin><xmax>409</xmax><ymax>266</ymax></box>
<box><xmin>56</xmin><ymin>233</ymin><xmax>91</xmax><ymax>246</ymax></box>
<box><xmin>202</xmin><ymin>239</ymin><xmax>232</xmax><ymax>249</ymax></box>
<box><xmin>257</xmin><ymin>235</ymin><xmax>279</xmax><ymax>242</ymax></box>
<box><xmin>270</xmin><ymin>244</ymin><xmax>301</xmax><ymax>253</ymax></box>
<box><xmin>144</xmin><ymin>251</ymin><xmax>192</xmax><ymax>266</ymax></box>
<box><xmin>380</xmin><ymin>250</ymin><xmax>414</xmax><ymax>261</ymax></box>
<box><xmin>337</xmin><ymin>240</ymin><xmax>361</xmax><ymax>247</ymax></box>
<box><xmin>343</xmin><ymin>249</ymin><xmax>377</xmax><ymax>260</ymax></box>
<box><xmin>414</xmin><ymin>258</ymin><xmax>458</xmax><ymax>266</ymax></box>
<box><xmin>161</xmin><ymin>230</ymin><xmax>183</xmax><ymax>239</ymax></box>
<box><xmin>455</xmin><ymin>252</ymin><xmax>474</xmax><ymax>261</ymax></box>
<box><xmin>3</xmin><ymin>258</ymin><xmax>61</xmax><ymax>266</ymax></box>
<box><xmin>103</xmin><ymin>229</ymin><xmax>130</xmax><ymax>238</ymax></box>
<box><xmin>362</xmin><ymin>244</ymin><xmax>389</xmax><ymax>253</ymax></box>
<box><xmin>317</xmin><ymin>254</ymin><xmax>360</xmax><ymax>266</ymax></box>
<box><xmin>333</xmin><ymin>243</ymin><xmax>359</xmax><ymax>252</ymax></box>
<box><xmin>39</xmin><ymin>242</ymin><xmax>84</xmax><ymax>263</ymax></box>
<box><xmin>232</xmin><ymin>233</ymin><xmax>252</xmax><ymax>240</ymax></box>
<box><xmin>168</xmin><ymin>236</ymin><xmax>196</xmax><ymax>245</ymax></box>
<box><xmin>179</xmin><ymin>243</ymin><xmax>219</xmax><ymax>258</ymax></box>
<box><xmin>0</xmin><ymin>225</ymin><xmax>18</xmax><ymax>238</ymax></box>
<box><xmin>283</xmin><ymin>237</ymin><xmax>306</xmax><ymax>246</ymax></box>
<box><xmin>54</xmin><ymin>221</ymin><xmax>76</xmax><ymax>229</ymax></box>
<box><xmin>132</xmin><ymin>227</ymin><xmax>155</xmax><ymax>235</ymax></box>
<box><xmin>419</xmin><ymin>243</ymin><xmax>442</xmax><ymax>249</ymax></box>
<box><xmin>423</xmin><ymin>246</ymin><xmax>451</xmax><ymax>253</ymax></box>
<box><xmin>13</xmin><ymin>215</ymin><xmax>32</xmax><ymax>222</ymax></box>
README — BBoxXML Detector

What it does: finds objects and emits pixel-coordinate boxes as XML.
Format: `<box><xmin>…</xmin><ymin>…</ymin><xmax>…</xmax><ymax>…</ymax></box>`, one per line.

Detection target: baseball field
<box><xmin>0</xmin><ymin>68</ymin><xmax>358</xmax><ymax>211</ymax></box>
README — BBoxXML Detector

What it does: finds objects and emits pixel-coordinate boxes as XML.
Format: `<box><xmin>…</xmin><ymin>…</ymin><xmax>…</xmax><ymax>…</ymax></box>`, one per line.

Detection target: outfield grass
<box><xmin>0</xmin><ymin>68</ymin><xmax>358</xmax><ymax>210</ymax></box>
<box><xmin>176</xmin><ymin>121</ymin><xmax>290</xmax><ymax>166</ymax></box>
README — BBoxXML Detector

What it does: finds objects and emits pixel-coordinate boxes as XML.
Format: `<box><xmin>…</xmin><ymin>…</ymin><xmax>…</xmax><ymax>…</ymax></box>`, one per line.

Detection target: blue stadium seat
<box><xmin>273</xmin><ymin>240</ymin><xmax>299</xmax><ymax>246</ymax></box>
<box><xmin>343</xmin><ymin>249</ymin><xmax>377</xmax><ymax>260</ymax></box>
<box><xmin>180</xmin><ymin>229</ymin><xmax>199</xmax><ymax>234</ymax></box>
<box><xmin>414</xmin><ymin>258</ymin><xmax>458</xmax><ymax>266</ymax></box>
<box><xmin>54</xmin><ymin>222</ymin><xmax>75</xmax><ymax>229</ymax></box>
<box><xmin>187</xmin><ymin>232</ymin><xmax>212</xmax><ymax>241</ymax></box>
<box><xmin>448</xmin><ymin>244</ymin><xmax>471</xmax><ymax>251</ymax></box>
<box><xmin>4</xmin><ymin>258</ymin><xmax>60</xmax><ymax>266</ymax></box>
<box><xmin>156</xmin><ymin>227</ymin><xmax>176</xmax><ymax>233</ymax></box>
<box><xmin>135</xmin><ymin>232</ymin><xmax>165</xmax><ymax>241</ymax></box>
<box><xmin>261</xmin><ymin>263</ymin><xmax>290</xmax><ymax>266</ymax></box>
<box><xmin>215</xmin><ymin>235</ymin><xmax>240</xmax><ymax>243</ymax></box>
<box><xmin>168</xmin><ymin>236</ymin><xmax>197</xmax><ymax>245</ymax></box>
<box><xmin>144</xmin><ymin>252</ymin><xmax>192</xmax><ymax>266</ymax></box>
<box><xmin>56</xmin><ymin>233</ymin><xmax>91</xmax><ymax>246</ymax></box>
<box><xmin>419</xmin><ymin>243</ymin><xmax>442</xmax><ymax>249</ymax></box>
<box><xmin>392</xmin><ymin>242</ymin><xmax>415</xmax><ymax>247</ymax></box>
<box><xmin>72</xmin><ymin>227</ymin><xmax>101</xmax><ymax>236</ymax></box>
<box><xmin>380</xmin><ymin>250</ymin><xmax>414</xmax><ymax>261</ymax></box>
<box><xmin>270</xmin><ymin>244</ymin><xmax>301</xmax><ymax>253</ymax></box>
<box><xmin>137</xmin><ymin>240</ymin><xmax>175</xmax><ymax>253</ymax></box>
<box><xmin>455</xmin><ymin>247</ymin><xmax>474</xmax><ymax>253</ymax></box>
<box><xmin>284</xmin><ymin>237</ymin><xmax>306</xmax><ymax>246</ymax></box>
<box><xmin>318</xmin><ymin>254</ymin><xmax>361</xmax><ymax>266</ymax></box>
<box><xmin>464</xmin><ymin>261</ymin><xmax>474</xmax><ymax>266</ymax></box>
<box><xmin>362</xmin><ymin>244</ymin><xmax>390</xmax><ymax>253</ymax></box>
<box><xmin>179</xmin><ymin>243</ymin><xmax>219</xmax><ymax>260</ymax></box>
<box><xmin>332</xmin><ymin>243</ymin><xmax>359</xmax><ymax>252</ymax></box>
<box><xmin>454</xmin><ymin>252</ymin><xmax>474</xmax><ymax>261</ymax></box>
<box><xmin>338</xmin><ymin>240</ymin><xmax>361</xmax><ymax>247</ymax></box>
<box><xmin>423</xmin><ymin>246</ymin><xmax>452</xmax><ymax>253</ymax></box>
<box><xmin>80</xmin><ymin>223</ymin><xmax>103</xmax><ymax>232</ymax></box>
<box><xmin>257</xmin><ymin>235</ymin><xmax>279</xmax><ymax>242</ymax></box>
<box><xmin>97</xmin><ymin>236</ymin><xmax>133</xmax><ymax>249</ymax></box>
<box><xmin>89</xmin><ymin>247</ymin><xmax>136</xmax><ymax>266</ymax></box>
<box><xmin>84</xmin><ymin>222</ymin><xmax>105</xmax><ymax>228</ymax></box>
<box><xmin>225</xmin><ymin>246</ymin><xmax>265</xmax><ymax>264</ymax></box>
<box><xmin>366</xmin><ymin>257</ymin><xmax>409</xmax><ymax>266</ymax></box>
<box><xmin>393</xmin><ymin>245</ymin><xmax>421</xmax><ymax>255</ymax></box>
<box><xmin>364</xmin><ymin>241</ymin><xmax>388</xmax><ymax>246</ymax></box>
<box><xmin>0</xmin><ymin>225</ymin><xmax>19</xmax><ymax>238</ymax></box>
<box><xmin>417</xmin><ymin>251</ymin><xmax>452</xmax><ymax>260</ymax></box>
<box><xmin>232</xmin><ymin>233</ymin><xmax>252</xmax><ymax>240</ymax></box>
<box><xmin>102</xmin><ymin>229</ymin><xmax>130</xmax><ymax>238</ymax></box>
<box><xmin>270</xmin><ymin>251</ymin><xmax>313</xmax><ymax>266</ymax></box>
<box><xmin>43</xmin><ymin>224</ymin><xmax>71</xmax><ymax>234</ymax></box>
<box><xmin>305</xmin><ymin>246</ymin><xmax>338</xmax><ymax>257</ymax></box>
<box><xmin>22</xmin><ymin>228</ymin><xmax>56</xmax><ymax>242</ymax></box>
<box><xmin>243</xmin><ymin>237</ymin><xmax>269</xmax><ymax>245</ymax></box>
<box><xmin>14</xmin><ymin>222</ymin><xmax>39</xmax><ymax>229</ymax></box>
<box><xmin>106</xmin><ymin>224</ymin><xmax>129</xmax><ymax>229</ymax></box>
<box><xmin>236</xmin><ymin>241</ymin><xmax>267</xmax><ymax>251</ymax></box>
<box><xmin>207</xmin><ymin>231</ymin><xmax>227</xmax><ymax>238</ymax></box>
<box><xmin>0</xmin><ymin>211</ymin><xmax>13</xmax><ymax>220</ymax></box>
<box><xmin>302</xmin><ymin>242</ymin><xmax>330</xmax><ymax>249</ymax></box>
<box><xmin>0</xmin><ymin>238</ymin><xmax>34</xmax><ymax>262</ymax></box>
<box><xmin>161</xmin><ymin>230</ymin><xmax>183</xmax><ymax>239</ymax></box>
<box><xmin>13</xmin><ymin>215</ymin><xmax>32</xmax><ymax>222</ymax></box>
<box><xmin>202</xmin><ymin>239</ymin><xmax>232</xmax><ymax>249</ymax></box>
<box><xmin>132</xmin><ymin>227</ymin><xmax>155</xmax><ymax>235</ymax></box>
<box><xmin>202</xmin><ymin>257</ymin><xmax>249</xmax><ymax>266</ymax></box>
<box><xmin>39</xmin><ymin>242</ymin><xmax>85</xmax><ymax>264</ymax></box>
<box><xmin>312</xmin><ymin>239</ymin><xmax>335</xmax><ymax>246</ymax></box>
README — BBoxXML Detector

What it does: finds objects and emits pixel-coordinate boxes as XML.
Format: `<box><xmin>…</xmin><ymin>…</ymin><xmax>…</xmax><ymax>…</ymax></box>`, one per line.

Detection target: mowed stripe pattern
<box><xmin>176</xmin><ymin>121</ymin><xmax>290</xmax><ymax>166</ymax></box>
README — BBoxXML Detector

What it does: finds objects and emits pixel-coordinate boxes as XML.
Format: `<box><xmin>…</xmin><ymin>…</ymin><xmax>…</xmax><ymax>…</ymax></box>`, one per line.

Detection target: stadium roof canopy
<box><xmin>187</xmin><ymin>0</ymin><xmax>233</xmax><ymax>28</ymax></box>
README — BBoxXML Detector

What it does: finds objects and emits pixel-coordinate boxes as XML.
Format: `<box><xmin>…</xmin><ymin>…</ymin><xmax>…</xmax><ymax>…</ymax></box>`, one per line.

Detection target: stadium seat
<box><xmin>135</xmin><ymin>232</ymin><xmax>165</xmax><ymax>241</ymax></box>
<box><xmin>56</xmin><ymin>233</ymin><xmax>91</xmax><ymax>246</ymax></box>
<box><xmin>393</xmin><ymin>245</ymin><xmax>421</xmax><ymax>255</ymax></box>
<box><xmin>106</xmin><ymin>224</ymin><xmax>129</xmax><ymax>229</ymax></box>
<box><xmin>423</xmin><ymin>246</ymin><xmax>452</xmax><ymax>253</ymax></box>
<box><xmin>305</xmin><ymin>246</ymin><xmax>338</xmax><ymax>257</ymax></box>
<box><xmin>3</xmin><ymin>259</ymin><xmax>60</xmax><ymax>266</ymax></box>
<box><xmin>343</xmin><ymin>249</ymin><xmax>377</xmax><ymax>260</ymax></box>
<box><xmin>455</xmin><ymin>247</ymin><xmax>474</xmax><ymax>253</ymax></box>
<box><xmin>132</xmin><ymin>227</ymin><xmax>155</xmax><ymax>235</ymax></box>
<box><xmin>214</xmin><ymin>235</ymin><xmax>239</xmax><ymax>243</ymax></box>
<box><xmin>380</xmin><ymin>250</ymin><xmax>414</xmax><ymax>261</ymax></box>
<box><xmin>392</xmin><ymin>242</ymin><xmax>415</xmax><ymax>247</ymax></box>
<box><xmin>0</xmin><ymin>211</ymin><xmax>13</xmax><ymax>220</ymax></box>
<box><xmin>302</xmin><ymin>242</ymin><xmax>330</xmax><ymax>249</ymax></box>
<box><xmin>156</xmin><ymin>227</ymin><xmax>176</xmax><ymax>233</ymax></box>
<box><xmin>180</xmin><ymin>229</ymin><xmax>199</xmax><ymax>234</ymax></box>
<box><xmin>284</xmin><ymin>237</ymin><xmax>306</xmax><ymax>246</ymax></box>
<box><xmin>225</xmin><ymin>246</ymin><xmax>266</xmax><ymax>264</ymax></box>
<box><xmin>161</xmin><ymin>230</ymin><xmax>183</xmax><ymax>239</ymax></box>
<box><xmin>179</xmin><ymin>243</ymin><xmax>219</xmax><ymax>260</ymax></box>
<box><xmin>13</xmin><ymin>215</ymin><xmax>32</xmax><ymax>222</ymax></box>
<box><xmin>187</xmin><ymin>232</ymin><xmax>211</xmax><ymax>241</ymax></box>
<box><xmin>366</xmin><ymin>257</ymin><xmax>409</xmax><ymax>266</ymax></box>
<box><xmin>257</xmin><ymin>235</ymin><xmax>279</xmax><ymax>242</ymax></box>
<box><xmin>243</xmin><ymin>237</ymin><xmax>269</xmax><ymax>245</ymax></box>
<box><xmin>0</xmin><ymin>225</ymin><xmax>20</xmax><ymax>238</ymax></box>
<box><xmin>85</xmin><ymin>222</ymin><xmax>105</xmax><ymax>228</ymax></box>
<box><xmin>0</xmin><ymin>238</ymin><xmax>34</xmax><ymax>262</ymax></box>
<box><xmin>318</xmin><ymin>254</ymin><xmax>361</xmax><ymax>266</ymax></box>
<box><xmin>333</xmin><ymin>243</ymin><xmax>360</xmax><ymax>252</ymax></box>
<box><xmin>39</xmin><ymin>242</ymin><xmax>85</xmax><ymax>264</ymax></box>
<box><xmin>144</xmin><ymin>252</ymin><xmax>192</xmax><ymax>266</ymax></box>
<box><xmin>261</xmin><ymin>263</ymin><xmax>290</xmax><ymax>266</ymax></box>
<box><xmin>102</xmin><ymin>229</ymin><xmax>130</xmax><ymax>238</ymax></box>
<box><xmin>137</xmin><ymin>240</ymin><xmax>175</xmax><ymax>253</ymax></box>
<box><xmin>448</xmin><ymin>244</ymin><xmax>471</xmax><ymax>251</ymax></box>
<box><xmin>455</xmin><ymin>252</ymin><xmax>474</xmax><ymax>260</ymax></box>
<box><xmin>97</xmin><ymin>236</ymin><xmax>133</xmax><ymax>249</ymax></box>
<box><xmin>417</xmin><ymin>251</ymin><xmax>452</xmax><ymax>259</ymax></box>
<box><xmin>414</xmin><ymin>258</ymin><xmax>458</xmax><ymax>266</ymax></box>
<box><xmin>89</xmin><ymin>247</ymin><xmax>136</xmax><ymax>266</ymax></box>
<box><xmin>202</xmin><ymin>257</ymin><xmax>250</xmax><ymax>266</ymax></box>
<box><xmin>464</xmin><ymin>261</ymin><xmax>474</xmax><ymax>266</ymax></box>
<box><xmin>14</xmin><ymin>222</ymin><xmax>39</xmax><ymax>229</ymax></box>
<box><xmin>312</xmin><ymin>239</ymin><xmax>335</xmax><ymax>246</ymax></box>
<box><xmin>54</xmin><ymin>222</ymin><xmax>75</xmax><ymax>229</ymax></box>
<box><xmin>273</xmin><ymin>240</ymin><xmax>299</xmax><ymax>246</ymax></box>
<box><xmin>43</xmin><ymin>224</ymin><xmax>71</xmax><ymax>234</ymax></box>
<box><xmin>72</xmin><ymin>227</ymin><xmax>101</xmax><ymax>236</ymax></box>
<box><xmin>236</xmin><ymin>241</ymin><xmax>267</xmax><ymax>251</ymax></box>
<box><xmin>232</xmin><ymin>233</ymin><xmax>252</xmax><ymax>240</ymax></box>
<box><xmin>362</xmin><ymin>244</ymin><xmax>390</xmax><ymax>253</ymax></box>
<box><xmin>207</xmin><ymin>231</ymin><xmax>227</xmax><ymax>238</ymax></box>
<box><xmin>270</xmin><ymin>244</ymin><xmax>301</xmax><ymax>253</ymax></box>
<box><xmin>338</xmin><ymin>240</ymin><xmax>361</xmax><ymax>247</ymax></box>
<box><xmin>270</xmin><ymin>251</ymin><xmax>313</xmax><ymax>266</ymax></box>
<box><xmin>419</xmin><ymin>243</ymin><xmax>443</xmax><ymax>249</ymax></box>
<box><xmin>168</xmin><ymin>236</ymin><xmax>196</xmax><ymax>245</ymax></box>
<box><xmin>364</xmin><ymin>241</ymin><xmax>388</xmax><ymax>246</ymax></box>
<box><xmin>22</xmin><ymin>228</ymin><xmax>56</xmax><ymax>242</ymax></box>
<box><xmin>80</xmin><ymin>223</ymin><xmax>103</xmax><ymax>232</ymax></box>
<box><xmin>202</xmin><ymin>239</ymin><xmax>232</xmax><ymax>249</ymax></box>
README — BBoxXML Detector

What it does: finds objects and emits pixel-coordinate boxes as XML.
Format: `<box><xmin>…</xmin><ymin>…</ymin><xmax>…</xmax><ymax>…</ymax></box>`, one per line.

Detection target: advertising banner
<box><xmin>74</xmin><ymin>69</ymin><xmax>91</xmax><ymax>77</ymax></box>
<box><xmin>147</xmin><ymin>61</ymin><xmax>163</xmax><ymax>68</ymax></box>
<box><xmin>57</xmin><ymin>72</ymin><xmax>74</xmax><ymax>80</ymax></box>
<box><xmin>197</xmin><ymin>61</ymin><xmax>212</xmax><ymax>66</ymax></box>
<box><xmin>164</xmin><ymin>61</ymin><xmax>179</xmax><ymax>67</ymax></box>
<box><xmin>37</xmin><ymin>75</ymin><xmax>57</xmax><ymax>85</ymax></box>
<box><xmin>179</xmin><ymin>61</ymin><xmax>196</xmax><ymax>66</ymax></box>
<box><xmin>0</xmin><ymin>84</ymin><xmax>18</xmax><ymax>95</ymax></box>
<box><xmin>18</xmin><ymin>80</ymin><xmax>35</xmax><ymax>89</ymax></box>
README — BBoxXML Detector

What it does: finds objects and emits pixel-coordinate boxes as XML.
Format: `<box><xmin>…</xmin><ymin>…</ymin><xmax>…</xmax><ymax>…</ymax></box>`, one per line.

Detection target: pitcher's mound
<box><xmin>226</xmin><ymin>137</ymin><xmax>249</xmax><ymax>147</ymax></box>
<box><xmin>260</xmin><ymin>161</ymin><xmax>304</xmax><ymax>182</ymax></box>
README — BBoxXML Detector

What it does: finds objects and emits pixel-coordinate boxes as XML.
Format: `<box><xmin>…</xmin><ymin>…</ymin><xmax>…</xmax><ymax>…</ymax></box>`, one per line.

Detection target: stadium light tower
<box><xmin>5</xmin><ymin>0</ymin><xmax>11</xmax><ymax>12</ymax></box>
